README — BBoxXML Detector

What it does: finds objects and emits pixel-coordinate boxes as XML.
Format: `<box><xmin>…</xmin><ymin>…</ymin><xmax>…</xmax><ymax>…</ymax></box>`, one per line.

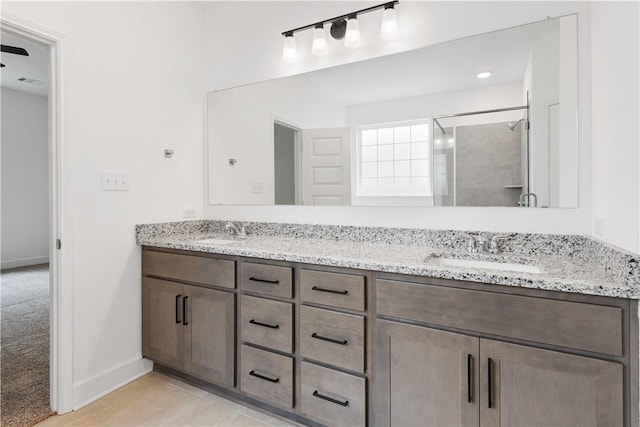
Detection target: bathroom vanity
<box><xmin>137</xmin><ymin>221</ymin><xmax>640</xmax><ymax>427</ymax></box>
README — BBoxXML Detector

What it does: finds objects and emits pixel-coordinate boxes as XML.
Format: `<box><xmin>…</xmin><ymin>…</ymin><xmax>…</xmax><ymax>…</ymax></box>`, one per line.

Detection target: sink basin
<box><xmin>194</xmin><ymin>238</ymin><xmax>236</xmax><ymax>245</ymax></box>
<box><xmin>426</xmin><ymin>256</ymin><xmax>542</xmax><ymax>274</ymax></box>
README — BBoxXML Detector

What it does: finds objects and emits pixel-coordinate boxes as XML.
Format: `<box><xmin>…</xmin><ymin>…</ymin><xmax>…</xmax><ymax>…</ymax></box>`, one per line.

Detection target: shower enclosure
<box><xmin>432</xmin><ymin>105</ymin><xmax>531</xmax><ymax>207</ymax></box>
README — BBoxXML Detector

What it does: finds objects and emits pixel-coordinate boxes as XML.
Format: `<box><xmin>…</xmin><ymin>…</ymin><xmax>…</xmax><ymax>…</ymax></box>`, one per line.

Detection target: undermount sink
<box><xmin>425</xmin><ymin>255</ymin><xmax>542</xmax><ymax>274</ymax></box>
<box><xmin>194</xmin><ymin>238</ymin><xmax>236</xmax><ymax>245</ymax></box>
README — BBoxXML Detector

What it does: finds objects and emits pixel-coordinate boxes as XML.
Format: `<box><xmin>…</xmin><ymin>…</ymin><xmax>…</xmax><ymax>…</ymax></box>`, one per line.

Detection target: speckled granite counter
<box><xmin>136</xmin><ymin>220</ymin><xmax>640</xmax><ymax>299</ymax></box>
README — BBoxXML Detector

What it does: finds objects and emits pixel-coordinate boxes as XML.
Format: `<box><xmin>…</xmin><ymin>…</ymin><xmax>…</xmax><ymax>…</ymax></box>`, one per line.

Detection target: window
<box><xmin>357</xmin><ymin>120</ymin><xmax>432</xmax><ymax>197</ymax></box>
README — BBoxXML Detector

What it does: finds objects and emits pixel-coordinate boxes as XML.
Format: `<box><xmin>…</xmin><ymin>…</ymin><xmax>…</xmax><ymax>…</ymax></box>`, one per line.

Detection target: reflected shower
<box><xmin>507</xmin><ymin>118</ymin><xmax>525</xmax><ymax>131</ymax></box>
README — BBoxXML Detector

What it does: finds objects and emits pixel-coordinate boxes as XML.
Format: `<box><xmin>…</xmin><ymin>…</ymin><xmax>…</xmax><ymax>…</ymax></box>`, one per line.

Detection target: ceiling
<box><xmin>1</xmin><ymin>31</ymin><xmax>49</xmax><ymax>97</ymax></box>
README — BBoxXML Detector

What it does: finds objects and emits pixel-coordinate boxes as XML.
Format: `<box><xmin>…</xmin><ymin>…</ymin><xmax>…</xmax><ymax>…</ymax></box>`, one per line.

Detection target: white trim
<box><xmin>72</xmin><ymin>357</ymin><xmax>153</xmax><ymax>410</ymax></box>
<box><xmin>1</xmin><ymin>256</ymin><xmax>50</xmax><ymax>270</ymax></box>
<box><xmin>0</xmin><ymin>12</ymin><xmax>74</xmax><ymax>414</ymax></box>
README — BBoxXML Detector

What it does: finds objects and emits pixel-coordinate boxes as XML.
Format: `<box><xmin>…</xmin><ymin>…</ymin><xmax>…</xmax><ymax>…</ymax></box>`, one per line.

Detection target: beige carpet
<box><xmin>1</xmin><ymin>264</ymin><xmax>52</xmax><ymax>427</ymax></box>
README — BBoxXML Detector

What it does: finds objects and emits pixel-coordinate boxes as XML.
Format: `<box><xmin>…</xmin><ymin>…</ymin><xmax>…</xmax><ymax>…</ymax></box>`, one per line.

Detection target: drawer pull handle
<box><xmin>313</xmin><ymin>390</ymin><xmax>349</xmax><ymax>407</ymax></box>
<box><xmin>249</xmin><ymin>319</ymin><xmax>280</xmax><ymax>329</ymax></box>
<box><xmin>311</xmin><ymin>285</ymin><xmax>348</xmax><ymax>295</ymax></box>
<box><xmin>467</xmin><ymin>354</ymin><xmax>473</xmax><ymax>403</ymax></box>
<box><xmin>488</xmin><ymin>357</ymin><xmax>493</xmax><ymax>409</ymax></box>
<box><xmin>249</xmin><ymin>277</ymin><xmax>280</xmax><ymax>284</ymax></box>
<box><xmin>182</xmin><ymin>296</ymin><xmax>189</xmax><ymax>326</ymax></box>
<box><xmin>311</xmin><ymin>332</ymin><xmax>348</xmax><ymax>346</ymax></box>
<box><xmin>175</xmin><ymin>294</ymin><xmax>182</xmax><ymax>324</ymax></box>
<box><xmin>249</xmin><ymin>370</ymin><xmax>280</xmax><ymax>383</ymax></box>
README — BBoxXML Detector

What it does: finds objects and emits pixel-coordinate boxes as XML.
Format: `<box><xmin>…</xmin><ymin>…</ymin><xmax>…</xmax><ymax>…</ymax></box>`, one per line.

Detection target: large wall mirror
<box><xmin>208</xmin><ymin>15</ymin><xmax>578</xmax><ymax>208</ymax></box>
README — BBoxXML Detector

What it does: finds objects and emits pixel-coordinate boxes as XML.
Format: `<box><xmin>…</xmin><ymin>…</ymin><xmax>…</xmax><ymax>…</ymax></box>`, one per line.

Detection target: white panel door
<box><xmin>301</xmin><ymin>128</ymin><xmax>350</xmax><ymax>205</ymax></box>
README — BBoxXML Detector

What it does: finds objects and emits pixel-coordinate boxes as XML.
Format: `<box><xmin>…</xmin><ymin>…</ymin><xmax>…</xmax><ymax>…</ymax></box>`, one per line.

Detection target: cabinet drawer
<box><xmin>300</xmin><ymin>269</ymin><xmax>365</xmax><ymax>311</ymax></box>
<box><xmin>240</xmin><ymin>295</ymin><xmax>293</xmax><ymax>353</ymax></box>
<box><xmin>241</xmin><ymin>262</ymin><xmax>293</xmax><ymax>298</ymax></box>
<box><xmin>143</xmin><ymin>250</ymin><xmax>235</xmax><ymax>289</ymax></box>
<box><xmin>301</xmin><ymin>362</ymin><xmax>365</xmax><ymax>427</ymax></box>
<box><xmin>377</xmin><ymin>279</ymin><xmax>623</xmax><ymax>356</ymax></box>
<box><xmin>300</xmin><ymin>306</ymin><xmax>365</xmax><ymax>372</ymax></box>
<box><xmin>240</xmin><ymin>345</ymin><xmax>293</xmax><ymax>409</ymax></box>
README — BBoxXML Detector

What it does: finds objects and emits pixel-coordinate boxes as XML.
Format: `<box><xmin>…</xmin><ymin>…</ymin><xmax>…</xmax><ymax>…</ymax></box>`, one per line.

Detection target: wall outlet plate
<box><xmin>101</xmin><ymin>171</ymin><xmax>129</xmax><ymax>191</ymax></box>
<box><xmin>183</xmin><ymin>207</ymin><xmax>197</xmax><ymax>218</ymax></box>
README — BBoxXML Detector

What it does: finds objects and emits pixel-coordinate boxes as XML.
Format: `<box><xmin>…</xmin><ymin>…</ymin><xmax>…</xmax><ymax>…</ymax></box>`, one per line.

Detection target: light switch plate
<box><xmin>101</xmin><ymin>171</ymin><xmax>129</xmax><ymax>191</ymax></box>
<box><xmin>251</xmin><ymin>181</ymin><xmax>263</xmax><ymax>193</ymax></box>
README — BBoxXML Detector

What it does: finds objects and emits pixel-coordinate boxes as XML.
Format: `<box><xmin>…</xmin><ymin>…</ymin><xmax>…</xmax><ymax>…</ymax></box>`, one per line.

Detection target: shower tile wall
<box><xmin>455</xmin><ymin>122</ymin><xmax>522</xmax><ymax>207</ymax></box>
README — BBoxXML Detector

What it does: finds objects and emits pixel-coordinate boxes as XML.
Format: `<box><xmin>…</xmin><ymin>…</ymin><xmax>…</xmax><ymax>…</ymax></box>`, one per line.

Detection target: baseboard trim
<box><xmin>1</xmin><ymin>256</ymin><xmax>50</xmax><ymax>270</ymax></box>
<box><xmin>72</xmin><ymin>357</ymin><xmax>153</xmax><ymax>410</ymax></box>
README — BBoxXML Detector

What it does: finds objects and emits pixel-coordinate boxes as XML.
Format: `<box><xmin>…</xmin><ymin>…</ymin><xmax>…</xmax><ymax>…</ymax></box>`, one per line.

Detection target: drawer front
<box><xmin>241</xmin><ymin>262</ymin><xmax>293</xmax><ymax>298</ymax></box>
<box><xmin>301</xmin><ymin>362</ymin><xmax>366</xmax><ymax>427</ymax></box>
<box><xmin>240</xmin><ymin>295</ymin><xmax>293</xmax><ymax>353</ymax></box>
<box><xmin>143</xmin><ymin>250</ymin><xmax>235</xmax><ymax>289</ymax></box>
<box><xmin>240</xmin><ymin>345</ymin><xmax>293</xmax><ymax>409</ymax></box>
<box><xmin>300</xmin><ymin>306</ymin><xmax>365</xmax><ymax>372</ymax></box>
<box><xmin>300</xmin><ymin>269</ymin><xmax>366</xmax><ymax>311</ymax></box>
<box><xmin>377</xmin><ymin>279</ymin><xmax>623</xmax><ymax>356</ymax></box>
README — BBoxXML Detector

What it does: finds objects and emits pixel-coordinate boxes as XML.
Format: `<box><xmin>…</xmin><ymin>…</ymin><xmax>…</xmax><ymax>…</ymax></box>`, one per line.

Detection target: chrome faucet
<box><xmin>225</xmin><ymin>222</ymin><xmax>246</xmax><ymax>238</ymax></box>
<box><xmin>518</xmin><ymin>193</ymin><xmax>538</xmax><ymax>207</ymax></box>
<box><xmin>489</xmin><ymin>235</ymin><xmax>509</xmax><ymax>254</ymax></box>
<box><xmin>465</xmin><ymin>234</ymin><xmax>488</xmax><ymax>253</ymax></box>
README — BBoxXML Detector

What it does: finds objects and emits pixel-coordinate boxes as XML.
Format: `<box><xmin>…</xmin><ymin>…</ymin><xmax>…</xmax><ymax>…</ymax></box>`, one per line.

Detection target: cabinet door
<box><xmin>142</xmin><ymin>278</ymin><xmax>183</xmax><ymax>370</ymax></box>
<box><xmin>373</xmin><ymin>320</ymin><xmax>479</xmax><ymax>427</ymax></box>
<box><xmin>480</xmin><ymin>339</ymin><xmax>623</xmax><ymax>427</ymax></box>
<box><xmin>183</xmin><ymin>285</ymin><xmax>235</xmax><ymax>387</ymax></box>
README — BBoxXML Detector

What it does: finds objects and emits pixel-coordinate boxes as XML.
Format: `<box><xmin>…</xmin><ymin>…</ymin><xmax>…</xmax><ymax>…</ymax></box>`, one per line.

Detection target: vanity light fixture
<box><xmin>344</xmin><ymin>14</ymin><xmax>362</xmax><ymax>48</ymax></box>
<box><xmin>312</xmin><ymin>23</ymin><xmax>328</xmax><ymax>55</ymax></box>
<box><xmin>282</xmin><ymin>1</ymin><xmax>399</xmax><ymax>61</ymax></box>
<box><xmin>477</xmin><ymin>71</ymin><xmax>492</xmax><ymax>79</ymax></box>
<box><xmin>380</xmin><ymin>3</ymin><xmax>399</xmax><ymax>39</ymax></box>
<box><xmin>282</xmin><ymin>31</ymin><xmax>297</xmax><ymax>62</ymax></box>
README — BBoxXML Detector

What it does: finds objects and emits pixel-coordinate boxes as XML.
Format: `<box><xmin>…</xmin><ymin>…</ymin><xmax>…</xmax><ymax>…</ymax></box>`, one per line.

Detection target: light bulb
<box><xmin>380</xmin><ymin>5</ymin><xmax>398</xmax><ymax>39</ymax></box>
<box><xmin>345</xmin><ymin>15</ymin><xmax>361</xmax><ymax>48</ymax></box>
<box><xmin>282</xmin><ymin>33</ymin><xmax>297</xmax><ymax>62</ymax></box>
<box><xmin>312</xmin><ymin>24</ymin><xmax>327</xmax><ymax>56</ymax></box>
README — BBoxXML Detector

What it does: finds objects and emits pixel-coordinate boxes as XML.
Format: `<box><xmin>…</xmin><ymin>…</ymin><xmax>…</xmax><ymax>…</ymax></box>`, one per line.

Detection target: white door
<box><xmin>301</xmin><ymin>128</ymin><xmax>351</xmax><ymax>205</ymax></box>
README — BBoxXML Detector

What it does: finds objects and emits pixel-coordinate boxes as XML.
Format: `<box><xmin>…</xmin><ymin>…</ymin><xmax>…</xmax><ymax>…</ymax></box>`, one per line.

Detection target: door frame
<box><xmin>1</xmin><ymin>13</ymin><xmax>74</xmax><ymax>413</ymax></box>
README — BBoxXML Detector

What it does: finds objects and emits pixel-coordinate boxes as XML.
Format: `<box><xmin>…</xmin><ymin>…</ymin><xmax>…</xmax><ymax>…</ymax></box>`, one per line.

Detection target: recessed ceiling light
<box><xmin>477</xmin><ymin>71</ymin><xmax>492</xmax><ymax>79</ymax></box>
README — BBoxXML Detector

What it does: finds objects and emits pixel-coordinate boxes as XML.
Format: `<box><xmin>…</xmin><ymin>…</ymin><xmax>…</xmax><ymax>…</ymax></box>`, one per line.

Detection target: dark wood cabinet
<box><xmin>374</xmin><ymin>320</ymin><xmax>480</xmax><ymax>427</ymax></box>
<box><xmin>480</xmin><ymin>339</ymin><xmax>623</xmax><ymax>427</ymax></box>
<box><xmin>374</xmin><ymin>319</ymin><xmax>624</xmax><ymax>427</ymax></box>
<box><xmin>142</xmin><ymin>277</ymin><xmax>235</xmax><ymax>387</ymax></box>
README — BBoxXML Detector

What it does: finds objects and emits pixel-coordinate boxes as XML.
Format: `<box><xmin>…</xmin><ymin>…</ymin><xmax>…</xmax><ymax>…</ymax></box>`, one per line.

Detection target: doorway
<box><xmin>1</xmin><ymin>15</ymin><xmax>71</xmax><ymax>420</ymax></box>
<box><xmin>273</xmin><ymin>121</ymin><xmax>301</xmax><ymax>205</ymax></box>
<box><xmin>1</xmin><ymin>29</ymin><xmax>52</xmax><ymax>425</ymax></box>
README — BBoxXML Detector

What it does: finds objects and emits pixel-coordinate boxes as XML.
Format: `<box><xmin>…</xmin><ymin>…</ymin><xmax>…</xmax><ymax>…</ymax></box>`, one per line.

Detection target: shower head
<box><xmin>507</xmin><ymin>118</ymin><xmax>525</xmax><ymax>131</ymax></box>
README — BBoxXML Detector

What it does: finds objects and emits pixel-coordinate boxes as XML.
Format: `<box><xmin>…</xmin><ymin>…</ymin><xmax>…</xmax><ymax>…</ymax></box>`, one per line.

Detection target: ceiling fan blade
<box><xmin>1</xmin><ymin>45</ymin><xmax>29</xmax><ymax>56</ymax></box>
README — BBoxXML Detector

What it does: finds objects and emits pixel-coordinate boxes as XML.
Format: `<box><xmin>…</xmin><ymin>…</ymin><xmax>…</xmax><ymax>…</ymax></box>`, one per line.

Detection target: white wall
<box><xmin>204</xmin><ymin>1</ymin><xmax>593</xmax><ymax>236</ymax></box>
<box><xmin>1</xmin><ymin>88</ymin><xmax>49</xmax><ymax>269</ymax></box>
<box><xmin>2</xmin><ymin>1</ymin><xmax>206</xmax><ymax>408</ymax></box>
<box><xmin>208</xmin><ymin>75</ymin><xmax>347</xmax><ymax>204</ymax></box>
<box><xmin>591</xmin><ymin>1</ymin><xmax>640</xmax><ymax>254</ymax></box>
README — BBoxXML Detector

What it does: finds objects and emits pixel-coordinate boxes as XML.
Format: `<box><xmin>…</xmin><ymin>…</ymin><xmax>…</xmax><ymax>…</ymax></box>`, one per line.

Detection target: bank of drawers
<box><xmin>239</xmin><ymin>263</ymin><xmax>295</xmax><ymax>409</ymax></box>
<box><xmin>299</xmin><ymin>268</ymin><xmax>367</xmax><ymax>426</ymax></box>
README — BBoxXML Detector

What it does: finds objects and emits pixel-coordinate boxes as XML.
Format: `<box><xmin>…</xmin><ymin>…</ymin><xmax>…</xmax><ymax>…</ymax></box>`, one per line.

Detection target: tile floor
<box><xmin>36</xmin><ymin>372</ymin><xmax>298</xmax><ymax>426</ymax></box>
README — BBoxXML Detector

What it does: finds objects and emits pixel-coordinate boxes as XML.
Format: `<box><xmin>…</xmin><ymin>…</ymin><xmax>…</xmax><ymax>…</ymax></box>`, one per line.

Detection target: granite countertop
<box><xmin>137</xmin><ymin>229</ymin><xmax>640</xmax><ymax>299</ymax></box>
